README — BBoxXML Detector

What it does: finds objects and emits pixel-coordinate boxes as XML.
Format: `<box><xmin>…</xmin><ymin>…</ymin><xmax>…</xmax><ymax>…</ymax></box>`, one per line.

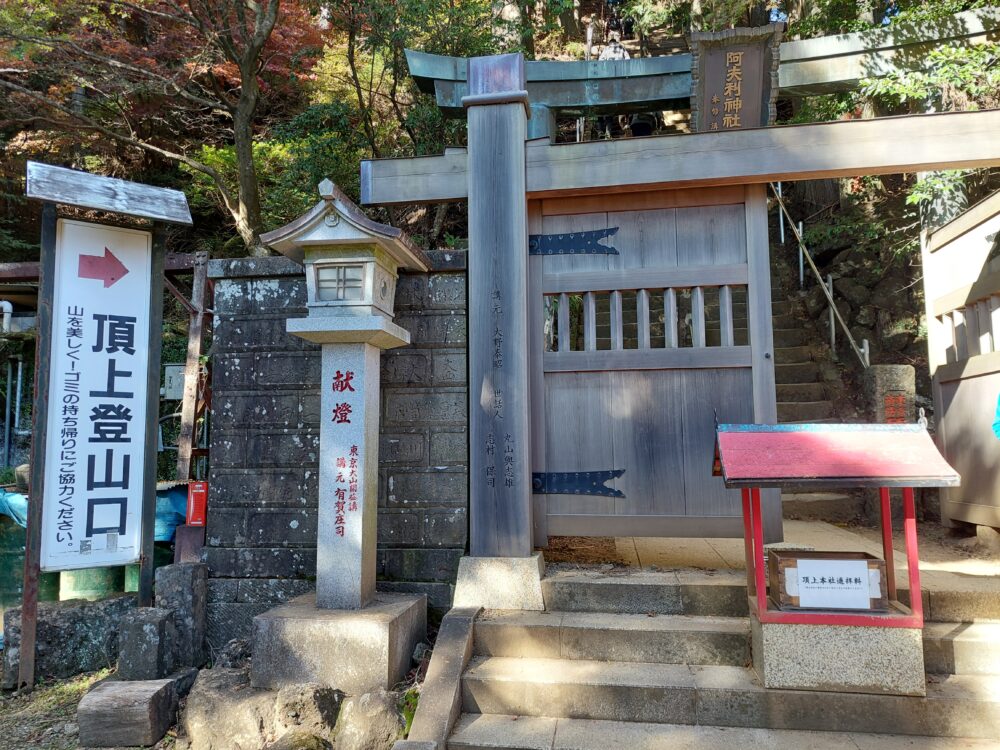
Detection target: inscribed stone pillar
<box><xmin>464</xmin><ymin>54</ymin><xmax>533</xmax><ymax>557</ymax></box>
<box><xmin>865</xmin><ymin>364</ymin><xmax>916</xmax><ymax>424</ymax></box>
<box><xmin>259</xmin><ymin>179</ymin><xmax>430</xmax><ymax>609</ymax></box>
<box><xmin>317</xmin><ymin>343</ymin><xmax>380</xmax><ymax>609</ymax></box>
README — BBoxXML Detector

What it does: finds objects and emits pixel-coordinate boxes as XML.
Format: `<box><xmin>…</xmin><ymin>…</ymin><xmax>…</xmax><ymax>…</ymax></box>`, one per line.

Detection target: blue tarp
<box><xmin>0</xmin><ymin>485</ymin><xmax>187</xmax><ymax>542</ymax></box>
<box><xmin>0</xmin><ymin>489</ymin><xmax>26</xmax><ymax>527</ymax></box>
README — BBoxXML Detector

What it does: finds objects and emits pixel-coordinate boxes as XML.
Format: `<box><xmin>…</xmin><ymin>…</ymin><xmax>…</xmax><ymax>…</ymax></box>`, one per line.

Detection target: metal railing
<box><xmin>769</xmin><ymin>183</ymin><xmax>871</xmax><ymax>369</ymax></box>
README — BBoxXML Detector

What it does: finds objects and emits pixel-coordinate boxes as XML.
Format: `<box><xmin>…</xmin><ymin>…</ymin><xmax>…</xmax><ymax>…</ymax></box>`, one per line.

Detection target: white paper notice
<box><xmin>796</xmin><ymin>559</ymin><xmax>871</xmax><ymax>609</ymax></box>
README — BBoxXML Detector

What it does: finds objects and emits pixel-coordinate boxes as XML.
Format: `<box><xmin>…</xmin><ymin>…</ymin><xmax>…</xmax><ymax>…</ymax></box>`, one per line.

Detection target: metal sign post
<box><xmin>18</xmin><ymin>162</ymin><xmax>191</xmax><ymax>690</ymax></box>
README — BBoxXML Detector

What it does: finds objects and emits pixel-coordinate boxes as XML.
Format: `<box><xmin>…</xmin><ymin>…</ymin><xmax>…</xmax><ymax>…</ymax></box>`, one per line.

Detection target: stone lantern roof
<box><xmin>260</xmin><ymin>179</ymin><xmax>429</xmax><ymax>272</ymax></box>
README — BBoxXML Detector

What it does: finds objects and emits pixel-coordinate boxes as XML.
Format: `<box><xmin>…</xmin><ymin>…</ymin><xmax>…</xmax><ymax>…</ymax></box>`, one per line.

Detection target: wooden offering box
<box><xmin>768</xmin><ymin>550</ymin><xmax>888</xmax><ymax>612</ymax></box>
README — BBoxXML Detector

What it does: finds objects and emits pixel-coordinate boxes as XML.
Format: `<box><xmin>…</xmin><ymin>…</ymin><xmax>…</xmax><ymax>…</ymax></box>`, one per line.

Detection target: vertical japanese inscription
<box><xmin>330</xmin><ymin>368</ymin><xmax>360</xmax><ymax>539</ymax></box>
<box><xmin>691</xmin><ymin>26</ymin><xmax>779</xmax><ymax>133</ymax></box>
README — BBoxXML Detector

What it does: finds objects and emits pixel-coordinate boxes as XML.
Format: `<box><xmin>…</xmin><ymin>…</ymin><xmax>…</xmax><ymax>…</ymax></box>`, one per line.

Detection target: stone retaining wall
<box><xmin>206</xmin><ymin>253</ymin><xmax>468</xmax><ymax>648</ymax></box>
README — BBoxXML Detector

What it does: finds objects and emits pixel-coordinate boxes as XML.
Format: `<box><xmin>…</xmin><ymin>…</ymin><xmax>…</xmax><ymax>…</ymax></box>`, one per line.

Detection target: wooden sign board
<box><xmin>689</xmin><ymin>24</ymin><xmax>783</xmax><ymax>133</ymax></box>
<box><xmin>768</xmin><ymin>550</ymin><xmax>889</xmax><ymax>612</ymax></box>
<box><xmin>40</xmin><ymin>220</ymin><xmax>154</xmax><ymax>571</ymax></box>
<box><xmin>26</xmin><ymin>161</ymin><xmax>192</xmax><ymax>225</ymax></box>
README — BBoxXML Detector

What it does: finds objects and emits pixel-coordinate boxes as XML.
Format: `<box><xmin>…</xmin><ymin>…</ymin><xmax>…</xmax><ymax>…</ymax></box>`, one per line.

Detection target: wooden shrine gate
<box><xmin>528</xmin><ymin>185</ymin><xmax>776</xmax><ymax>543</ymax></box>
<box><xmin>361</xmin><ymin>49</ymin><xmax>1000</xmax><ymax>557</ymax></box>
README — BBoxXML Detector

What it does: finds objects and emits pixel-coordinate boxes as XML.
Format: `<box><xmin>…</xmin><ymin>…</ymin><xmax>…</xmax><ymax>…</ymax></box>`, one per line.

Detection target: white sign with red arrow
<box><xmin>40</xmin><ymin>219</ymin><xmax>152</xmax><ymax>570</ymax></box>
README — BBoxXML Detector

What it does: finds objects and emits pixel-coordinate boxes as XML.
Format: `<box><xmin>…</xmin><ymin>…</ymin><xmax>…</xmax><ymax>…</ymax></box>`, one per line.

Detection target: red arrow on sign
<box><xmin>78</xmin><ymin>247</ymin><xmax>128</xmax><ymax>288</ymax></box>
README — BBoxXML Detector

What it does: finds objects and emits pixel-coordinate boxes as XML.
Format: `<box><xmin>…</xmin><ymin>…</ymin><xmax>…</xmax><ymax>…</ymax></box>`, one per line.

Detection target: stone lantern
<box><xmin>250</xmin><ymin>180</ymin><xmax>428</xmax><ymax>694</ymax></box>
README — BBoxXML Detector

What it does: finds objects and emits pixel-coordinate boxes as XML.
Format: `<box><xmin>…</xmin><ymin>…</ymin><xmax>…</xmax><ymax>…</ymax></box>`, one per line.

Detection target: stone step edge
<box><xmin>477</xmin><ymin>610</ymin><xmax>750</xmax><ymax>629</ymax></box>
<box><xmin>447</xmin><ymin>713</ymin><xmax>1000</xmax><ymax>750</ymax></box>
<box><xmin>539</xmin><ymin>570</ymin><xmax>1000</xmax><ymax>622</ymax></box>
<box><xmin>460</xmin><ymin>657</ymin><xmax>1000</xmax><ymax>739</ymax></box>
<box><xmin>473</xmin><ymin>611</ymin><xmax>750</xmax><ymax>664</ymax></box>
<box><xmin>475</xmin><ymin>611</ymin><xmax>1000</xmax><ymax>647</ymax></box>
<box><xmin>923</xmin><ymin>621</ymin><xmax>1000</xmax><ymax>675</ymax></box>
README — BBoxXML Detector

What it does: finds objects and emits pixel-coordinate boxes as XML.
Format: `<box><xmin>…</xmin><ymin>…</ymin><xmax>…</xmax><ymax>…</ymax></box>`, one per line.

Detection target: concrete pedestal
<box><xmin>751</xmin><ymin>614</ymin><xmax>926</xmax><ymax>696</ymax></box>
<box><xmin>251</xmin><ymin>592</ymin><xmax>426</xmax><ymax>694</ymax></box>
<box><xmin>453</xmin><ymin>553</ymin><xmax>545</xmax><ymax>610</ymax></box>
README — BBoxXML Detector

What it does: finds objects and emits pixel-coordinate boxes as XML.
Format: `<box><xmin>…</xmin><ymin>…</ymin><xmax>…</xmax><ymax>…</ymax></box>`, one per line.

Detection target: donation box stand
<box><xmin>715</xmin><ymin>423</ymin><xmax>960</xmax><ymax>697</ymax></box>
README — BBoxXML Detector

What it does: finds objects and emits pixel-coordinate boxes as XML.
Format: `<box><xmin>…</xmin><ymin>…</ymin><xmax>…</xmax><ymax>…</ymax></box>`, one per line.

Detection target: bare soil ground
<box><xmin>0</xmin><ymin>669</ymin><xmax>180</xmax><ymax>750</ymax></box>
<box><xmin>539</xmin><ymin>536</ymin><xmax>627</xmax><ymax>565</ymax></box>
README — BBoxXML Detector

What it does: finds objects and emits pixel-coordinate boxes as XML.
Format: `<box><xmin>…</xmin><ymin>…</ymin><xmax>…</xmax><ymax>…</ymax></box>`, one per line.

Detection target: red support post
<box><xmin>902</xmin><ymin>487</ymin><xmax>923</xmax><ymax>625</ymax></box>
<box><xmin>750</xmin><ymin>488</ymin><xmax>769</xmax><ymax>616</ymax></box>
<box><xmin>879</xmin><ymin>487</ymin><xmax>897</xmax><ymax>601</ymax></box>
<box><xmin>741</xmin><ymin>488</ymin><xmax>755</xmax><ymax>596</ymax></box>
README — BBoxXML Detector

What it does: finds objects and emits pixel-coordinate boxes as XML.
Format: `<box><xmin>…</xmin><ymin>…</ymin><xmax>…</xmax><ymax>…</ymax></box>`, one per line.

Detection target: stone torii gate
<box><xmin>361</xmin><ymin>48</ymin><xmax>1000</xmax><ymax>608</ymax></box>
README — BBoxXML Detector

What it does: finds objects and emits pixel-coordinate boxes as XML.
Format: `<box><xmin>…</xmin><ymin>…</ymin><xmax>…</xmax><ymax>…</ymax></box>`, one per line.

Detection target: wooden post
<box><xmin>464</xmin><ymin>54</ymin><xmax>533</xmax><ymax>557</ymax></box>
<box><xmin>175</xmin><ymin>250</ymin><xmax>209</xmax><ymax>480</ymax></box>
<box><xmin>17</xmin><ymin>202</ymin><xmax>57</xmax><ymax>691</ymax></box>
<box><xmin>744</xmin><ymin>184</ymin><xmax>783</xmax><ymax>543</ymax></box>
<box><xmin>138</xmin><ymin>225</ymin><xmax>167</xmax><ymax>607</ymax></box>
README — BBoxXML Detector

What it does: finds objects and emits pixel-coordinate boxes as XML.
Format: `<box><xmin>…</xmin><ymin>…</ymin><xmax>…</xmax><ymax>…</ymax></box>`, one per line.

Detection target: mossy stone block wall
<box><xmin>205</xmin><ymin>253</ymin><xmax>468</xmax><ymax>648</ymax></box>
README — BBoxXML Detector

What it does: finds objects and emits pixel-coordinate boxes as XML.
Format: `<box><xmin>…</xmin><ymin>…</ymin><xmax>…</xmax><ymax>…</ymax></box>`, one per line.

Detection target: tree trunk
<box><xmin>232</xmin><ymin>71</ymin><xmax>267</xmax><ymax>257</ymax></box>
<box><xmin>519</xmin><ymin>1</ymin><xmax>535</xmax><ymax>56</ymax></box>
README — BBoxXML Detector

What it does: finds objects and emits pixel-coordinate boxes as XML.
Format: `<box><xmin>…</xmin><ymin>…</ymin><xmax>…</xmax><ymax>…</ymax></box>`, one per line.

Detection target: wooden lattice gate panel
<box><xmin>529</xmin><ymin>185</ymin><xmax>779</xmax><ymax>543</ymax></box>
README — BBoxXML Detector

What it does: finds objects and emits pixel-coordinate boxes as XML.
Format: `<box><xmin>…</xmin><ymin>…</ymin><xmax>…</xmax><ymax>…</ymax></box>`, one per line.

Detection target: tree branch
<box><xmin>0</xmin><ymin>77</ymin><xmax>240</xmax><ymax>217</ymax></box>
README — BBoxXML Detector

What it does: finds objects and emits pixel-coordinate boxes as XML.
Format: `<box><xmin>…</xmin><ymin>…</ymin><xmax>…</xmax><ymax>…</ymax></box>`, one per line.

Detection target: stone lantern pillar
<box><xmin>249</xmin><ymin>180</ymin><xmax>428</xmax><ymax>694</ymax></box>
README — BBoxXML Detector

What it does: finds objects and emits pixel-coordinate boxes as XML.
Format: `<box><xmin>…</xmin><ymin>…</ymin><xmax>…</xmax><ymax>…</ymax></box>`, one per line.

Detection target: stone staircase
<box><xmin>773</xmin><ymin>298</ymin><xmax>833</xmax><ymax>424</ymax></box>
<box><xmin>771</xmin><ymin>296</ymin><xmax>867</xmax><ymax>520</ymax></box>
<box><xmin>446</xmin><ymin>570</ymin><xmax>1000</xmax><ymax>749</ymax></box>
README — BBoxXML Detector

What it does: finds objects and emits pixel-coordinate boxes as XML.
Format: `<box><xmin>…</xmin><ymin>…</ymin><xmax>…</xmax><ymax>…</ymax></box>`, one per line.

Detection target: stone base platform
<box><xmin>453</xmin><ymin>553</ymin><xmax>545</xmax><ymax>610</ymax></box>
<box><xmin>251</xmin><ymin>592</ymin><xmax>426</xmax><ymax>694</ymax></box>
<box><xmin>751</xmin><ymin>614</ymin><xmax>926</xmax><ymax>696</ymax></box>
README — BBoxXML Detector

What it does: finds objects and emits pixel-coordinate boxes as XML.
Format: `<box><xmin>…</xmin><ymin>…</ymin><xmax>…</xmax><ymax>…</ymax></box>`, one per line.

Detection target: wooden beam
<box><xmin>927</xmin><ymin>188</ymin><xmax>1000</xmax><ymax>252</ymax></box>
<box><xmin>543</xmin><ymin>346</ymin><xmax>752</xmax><ymax>372</ymax></box>
<box><xmin>361</xmin><ymin>109</ymin><xmax>1000</xmax><ymax>206</ymax></box>
<box><xmin>932</xmin><ymin>267</ymin><xmax>1000</xmax><ymax>318</ymax></box>
<box><xmin>175</xmin><ymin>251</ymin><xmax>210</xmax><ymax>481</ymax></box>
<box><xmin>542</xmin><ymin>264</ymin><xmax>748</xmax><ymax>294</ymax></box>
<box><xmin>26</xmin><ymin>162</ymin><xmax>193</xmax><ymax>225</ymax></box>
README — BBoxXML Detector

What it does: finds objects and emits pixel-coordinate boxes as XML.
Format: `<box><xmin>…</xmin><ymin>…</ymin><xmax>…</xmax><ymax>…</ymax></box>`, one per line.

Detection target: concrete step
<box><xmin>541</xmin><ymin>570</ymin><xmax>748</xmax><ymax>617</ymax></box>
<box><xmin>776</xmin><ymin>382</ymin><xmax>827</xmax><ymax>403</ymax></box>
<box><xmin>774</xmin><ymin>346</ymin><xmax>813</xmax><ymax>365</ymax></box>
<box><xmin>778</xmin><ymin>400</ymin><xmax>834</xmax><ymax>422</ymax></box>
<box><xmin>781</xmin><ymin>492</ymin><xmax>865</xmax><ymax>522</ymax></box>
<box><xmin>448</xmin><ymin>713</ymin><xmax>1000</xmax><ymax>750</ymax></box>
<box><xmin>774</xmin><ymin>361</ymin><xmax>821</xmax><ymax>384</ymax></box>
<box><xmin>541</xmin><ymin>567</ymin><xmax>1000</xmax><ymax>623</ymax></box>
<box><xmin>474</xmin><ymin>611</ymin><xmax>750</xmax><ymax>667</ymax></box>
<box><xmin>772</xmin><ymin>300</ymin><xmax>797</xmax><ymax>316</ymax></box>
<box><xmin>773</xmin><ymin>328</ymin><xmax>810</xmax><ymax>347</ymax></box>
<box><xmin>924</xmin><ymin>622</ymin><xmax>1000</xmax><ymax>675</ymax></box>
<box><xmin>460</xmin><ymin>658</ymin><xmax>1000</xmax><ymax>739</ymax></box>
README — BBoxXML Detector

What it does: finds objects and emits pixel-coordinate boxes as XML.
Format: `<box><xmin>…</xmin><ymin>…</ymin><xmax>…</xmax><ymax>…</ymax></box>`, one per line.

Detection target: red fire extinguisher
<box><xmin>186</xmin><ymin>481</ymin><xmax>208</xmax><ymax>526</ymax></box>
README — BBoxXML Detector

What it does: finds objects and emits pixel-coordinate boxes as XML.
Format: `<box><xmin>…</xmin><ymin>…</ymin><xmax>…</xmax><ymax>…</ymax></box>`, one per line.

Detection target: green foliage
<box><xmin>862</xmin><ymin>42</ymin><xmax>1000</xmax><ymax>109</ymax></box>
<box><xmin>781</xmin><ymin>92</ymin><xmax>859</xmax><ymax>124</ymax></box>
<box><xmin>906</xmin><ymin>170</ymin><xmax>969</xmax><ymax>208</ymax></box>
<box><xmin>802</xmin><ymin>205</ymin><xmax>887</xmax><ymax>253</ymax></box>
<box><xmin>790</xmin><ymin>0</ymin><xmax>873</xmax><ymax>38</ymax></box>
<box><xmin>182</xmin><ymin>102</ymin><xmax>367</xmax><ymax>244</ymax></box>
<box><xmin>400</xmin><ymin>687</ymin><xmax>420</xmax><ymax>735</ymax></box>
<box><xmin>622</xmin><ymin>0</ymin><xmax>676</xmax><ymax>36</ymax></box>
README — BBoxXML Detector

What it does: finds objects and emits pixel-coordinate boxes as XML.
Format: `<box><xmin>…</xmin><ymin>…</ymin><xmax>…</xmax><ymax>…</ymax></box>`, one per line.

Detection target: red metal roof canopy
<box><xmin>715</xmin><ymin>423</ymin><xmax>960</xmax><ymax>489</ymax></box>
